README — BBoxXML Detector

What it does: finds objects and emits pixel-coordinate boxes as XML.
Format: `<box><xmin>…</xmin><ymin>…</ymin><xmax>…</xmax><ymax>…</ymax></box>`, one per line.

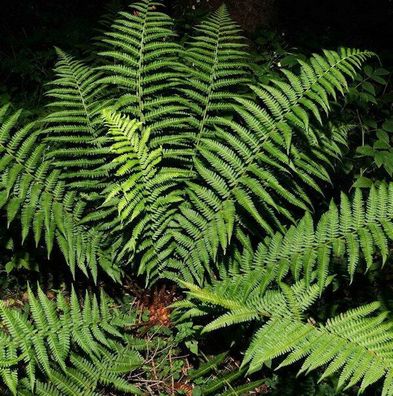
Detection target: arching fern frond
<box><xmin>0</xmin><ymin>285</ymin><xmax>144</xmax><ymax>395</ymax></box>
<box><xmin>171</xmin><ymin>4</ymin><xmax>250</xmax><ymax>164</ymax></box>
<box><xmin>244</xmin><ymin>302</ymin><xmax>393</xmax><ymax>395</ymax></box>
<box><xmin>43</xmin><ymin>49</ymin><xmax>112</xmax><ymax>190</ymax></box>
<box><xmin>0</xmin><ymin>106</ymin><xmax>119</xmax><ymax>281</ymax></box>
<box><xmin>98</xmin><ymin>0</ymin><xmax>189</xmax><ymax>140</ymax></box>
<box><xmin>241</xmin><ymin>49</ymin><xmax>374</xmax><ymax>147</ymax></box>
<box><xmin>174</xmin><ymin>274</ymin><xmax>325</xmax><ymax>330</ymax></box>
<box><xmin>228</xmin><ymin>182</ymin><xmax>393</xmax><ymax>294</ymax></box>
<box><xmin>177</xmin><ymin>182</ymin><xmax>393</xmax><ymax>306</ymax></box>
<box><xmin>166</xmin><ymin>48</ymin><xmax>374</xmax><ymax>285</ymax></box>
<box><xmin>173</xmin><ymin>183</ymin><xmax>393</xmax><ymax>395</ymax></box>
<box><xmin>178</xmin><ymin>280</ymin><xmax>393</xmax><ymax>394</ymax></box>
<box><xmin>17</xmin><ymin>345</ymin><xmax>144</xmax><ymax>396</ymax></box>
<box><xmin>101</xmin><ymin>110</ymin><xmax>187</xmax><ymax>281</ymax></box>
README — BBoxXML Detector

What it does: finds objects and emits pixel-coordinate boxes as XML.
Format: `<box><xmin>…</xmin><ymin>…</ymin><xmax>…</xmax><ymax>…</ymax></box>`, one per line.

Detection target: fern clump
<box><xmin>1</xmin><ymin>0</ymin><xmax>392</xmax><ymax>394</ymax></box>
<box><xmin>0</xmin><ymin>1</ymin><xmax>375</xmax><ymax>283</ymax></box>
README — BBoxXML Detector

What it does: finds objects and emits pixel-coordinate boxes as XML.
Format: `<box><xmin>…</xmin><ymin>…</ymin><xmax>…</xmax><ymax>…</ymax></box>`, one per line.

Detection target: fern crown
<box><xmin>0</xmin><ymin>0</ymin><xmax>388</xmax><ymax>394</ymax></box>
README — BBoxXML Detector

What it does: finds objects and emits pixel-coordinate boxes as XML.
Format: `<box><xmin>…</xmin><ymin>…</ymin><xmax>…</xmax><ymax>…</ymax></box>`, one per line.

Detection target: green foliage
<box><xmin>0</xmin><ymin>105</ymin><xmax>119</xmax><ymax>281</ymax></box>
<box><xmin>102</xmin><ymin>110</ymin><xmax>187</xmax><ymax>279</ymax></box>
<box><xmin>167</xmin><ymin>46</ymin><xmax>373</xmax><ymax>285</ymax></box>
<box><xmin>0</xmin><ymin>285</ymin><xmax>145</xmax><ymax>395</ymax></box>
<box><xmin>175</xmin><ymin>183</ymin><xmax>393</xmax><ymax>393</ymax></box>
<box><xmin>245</xmin><ymin>302</ymin><xmax>393</xmax><ymax>394</ymax></box>
<box><xmin>0</xmin><ymin>0</ymin><xmax>375</xmax><ymax>284</ymax></box>
<box><xmin>43</xmin><ymin>49</ymin><xmax>112</xmax><ymax>188</ymax></box>
<box><xmin>341</xmin><ymin>64</ymin><xmax>392</xmax><ymax>184</ymax></box>
<box><xmin>180</xmin><ymin>279</ymin><xmax>393</xmax><ymax>394</ymax></box>
<box><xmin>177</xmin><ymin>183</ymin><xmax>393</xmax><ymax>297</ymax></box>
<box><xmin>97</xmin><ymin>0</ymin><xmax>186</xmax><ymax>137</ymax></box>
<box><xmin>179</xmin><ymin>5</ymin><xmax>250</xmax><ymax>158</ymax></box>
<box><xmin>0</xmin><ymin>0</ymin><xmax>392</xmax><ymax>394</ymax></box>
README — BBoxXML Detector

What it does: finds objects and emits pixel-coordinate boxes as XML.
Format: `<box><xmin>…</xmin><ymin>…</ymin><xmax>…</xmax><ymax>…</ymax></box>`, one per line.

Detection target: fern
<box><xmin>175</xmin><ymin>183</ymin><xmax>393</xmax><ymax>394</ymax></box>
<box><xmin>42</xmin><ymin>49</ymin><xmax>112</xmax><ymax>190</ymax></box>
<box><xmin>0</xmin><ymin>2</ymin><xmax>375</xmax><ymax>287</ymax></box>
<box><xmin>179</xmin><ymin>278</ymin><xmax>393</xmax><ymax>394</ymax></box>
<box><xmin>98</xmin><ymin>0</ymin><xmax>188</xmax><ymax>138</ymax></box>
<box><xmin>0</xmin><ymin>105</ymin><xmax>119</xmax><ymax>281</ymax></box>
<box><xmin>205</xmin><ymin>182</ymin><xmax>393</xmax><ymax>296</ymax></box>
<box><xmin>101</xmin><ymin>110</ymin><xmax>187</xmax><ymax>280</ymax></box>
<box><xmin>174</xmin><ymin>274</ymin><xmax>324</xmax><ymax>330</ymax></box>
<box><xmin>174</xmin><ymin>183</ymin><xmax>393</xmax><ymax>330</ymax></box>
<box><xmin>177</xmin><ymin>4</ymin><xmax>250</xmax><ymax>164</ymax></box>
<box><xmin>244</xmin><ymin>301</ymin><xmax>393</xmax><ymax>394</ymax></box>
<box><xmin>166</xmin><ymin>48</ymin><xmax>374</xmax><ymax>285</ymax></box>
<box><xmin>0</xmin><ymin>285</ymin><xmax>145</xmax><ymax>395</ymax></box>
<box><xmin>0</xmin><ymin>5</ymin><xmax>388</xmax><ymax>393</ymax></box>
<box><xmin>17</xmin><ymin>347</ymin><xmax>143</xmax><ymax>396</ymax></box>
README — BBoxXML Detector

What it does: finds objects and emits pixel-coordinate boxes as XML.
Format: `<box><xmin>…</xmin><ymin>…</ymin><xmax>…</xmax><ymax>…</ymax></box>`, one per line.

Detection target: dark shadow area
<box><xmin>1</xmin><ymin>0</ymin><xmax>391</xmax><ymax>53</ymax></box>
<box><xmin>277</xmin><ymin>0</ymin><xmax>393</xmax><ymax>58</ymax></box>
<box><xmin>0</xmin><ymin>0</ymin><xmax>391</xmax><ymax>106</ymax></box>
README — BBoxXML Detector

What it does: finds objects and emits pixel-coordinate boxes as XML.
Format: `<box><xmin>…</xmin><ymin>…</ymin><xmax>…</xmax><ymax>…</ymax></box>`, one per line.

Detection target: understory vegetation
<box><xmin>0</xmin><ymin>0</ymin><xmax>393</xmax><ymax>394</ymax></box>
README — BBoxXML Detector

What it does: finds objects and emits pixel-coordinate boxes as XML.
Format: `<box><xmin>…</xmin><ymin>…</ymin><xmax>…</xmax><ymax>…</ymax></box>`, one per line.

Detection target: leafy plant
<box><xmin>342</xmin><ymin>64</ymin><xmax>392</xmax><ymax>185</ymax></box>
<box><xmin>0</xmin><ymin>285</ymin><xmax>147</xmax><ymax>395</ymax></box>
<box><xmin>0</xmin><ymin>0</ymin><xmax>392</xmax><ymax>394</ymax></box>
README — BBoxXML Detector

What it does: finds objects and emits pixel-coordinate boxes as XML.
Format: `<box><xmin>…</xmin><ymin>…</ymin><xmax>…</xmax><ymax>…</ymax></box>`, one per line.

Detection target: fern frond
<box><xmin>98</xmin><ymin>0</ymin><xmax>188</xmax><ymax>139</ymax></box>
<box><xmin>178</xmin><ymin>275</ymin><xmax>322</xmax><ymax>330</ymax></box>
<box><xmin>43</xmin><ymin>49</ymin><xmax>112</xmax><ymax>188</ymax></box>
<box><xmin>169</xmin><ymin>4</ymin><xmax>250</xmax><ymax>163</ymax></box>
<box><xmin>178</xmin><ymin>182</ymin><xmax>393</xmax><ymax>305</ymax></box>
<box><xmin>0</xmin><ymin>285</ymin><xmax>144</xmax><ymax>395</ymax></box>
<box><xmin>166</xmin><ymin>49</ymin><xmax>374</xmax><ymax>285</ymax></box>
<box><xmin>245</xmin><ymin>302</ymin><xmax>393</xmax><ymax>394</ymax></box>
<box><xmin>0</xmin><ymin>106</ymin><xmax>119</xmax><ymax>281</ymax></box>
<box><xmin>244</xmin><ymin>183</ymin><xmax>393</xmax><ymax>293</ymax></box>
<box><xmin>181</xmin><ymin>279</ymin><xmax>393</xmax><ymax>394</ymax></box>
<box><xmin>102</xmin><ymin>110</ymin><xmax>187</xmax><ymax>281</ymax></box>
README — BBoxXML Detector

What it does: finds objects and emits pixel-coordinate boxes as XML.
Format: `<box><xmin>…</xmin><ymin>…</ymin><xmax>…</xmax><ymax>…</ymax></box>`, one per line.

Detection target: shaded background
<box><xmin>0</xmin><ymin>0</ymin><xmax>392</xmax><ymax>106</ymax></box>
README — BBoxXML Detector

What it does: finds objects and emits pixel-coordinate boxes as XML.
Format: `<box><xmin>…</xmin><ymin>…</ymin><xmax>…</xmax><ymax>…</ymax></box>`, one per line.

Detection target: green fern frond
<box><xmin>245</xmin><ymin>302</ymin><xmax>393</xmax><ymax>394</ymax></box>
<box><xmin>178</xmin><ymin>182</ymin><xmax>393</xmax><ymax>307</ymax></box>
<box><xmin>98</xmin><ymin>0</ymin><xmax>188</xmax><ymax>140</ymax></box>
<box><xmin>43</xmin><ymin>49</ymin><xmax>112</xmax><ymax>189</ymax></box>
<box><xmin>166</xmin><ymin>48</ymin><xmax>374</xmax><ymax>285</ymax></box>
<box><xmin>174</xmin><ymin>184</ymin><xmax>393</xmax><ymax>393</ymax></box>
<box><xmin>180</xmin><ymin>279</ymin><xmax>393</xmax><ymax>394</ymax></box>
<box><xmin>0</xmin><ymin>285</ymin><xmax>144</xmax><ymax>395</ymax></box>
<box><xmin>243</xmin><ymin>183</ymin><xmax>393</xmax><ymax>293</ymax></box>
<box><xmin>173</xmin><ymin>4</ymin><xmax>250</xmax><ymax>163</ymax></box>
<box><xmin>102</xmin><ymin>110</ymin><xmax>187</xmax><ymax>281</ymax></box>
<box><xmin>0</xmin><ymin>106</ymin><xmax>119</xmax><ymax>281</ymax></box>
<box><xmin>177</xmin><ymin>276</ymin><xmax>323</xmax><ymax>330</ymax></box>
